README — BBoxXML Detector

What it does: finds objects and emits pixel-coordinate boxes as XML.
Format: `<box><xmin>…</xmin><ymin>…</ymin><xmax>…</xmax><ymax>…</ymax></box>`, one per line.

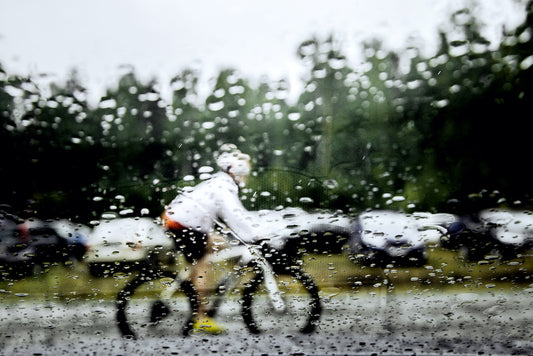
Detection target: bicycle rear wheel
<box><xmin>241</xmin><ymin>267</ymin><xmax>321</xmax><ymax>334</ymax></box>
<box><xmin>116</xmin><ymin>270</ymin><xmax>198</xmax><ymax>339</ymax></box>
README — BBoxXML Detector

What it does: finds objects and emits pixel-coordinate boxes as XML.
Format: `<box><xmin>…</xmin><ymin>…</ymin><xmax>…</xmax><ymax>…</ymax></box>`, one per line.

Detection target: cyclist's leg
<box><xmin>171</xmin><ymin>227</ymin><xmax>225</xmax><ymax>333</ymax></box>
<box><xmin>194</xmin><ymin>228</ymin><xmax>229</xmax><ymax>303</ymax></box>
<box><xmin>191</xmin><ymin>230</ymin><xmax>230</xmax><ymax>333</ymax></box>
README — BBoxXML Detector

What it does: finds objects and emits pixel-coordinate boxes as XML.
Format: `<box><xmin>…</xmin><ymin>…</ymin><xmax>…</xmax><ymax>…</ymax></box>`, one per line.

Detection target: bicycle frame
<box><xmin>158</xmin><ymin>229</ymin><xmax>287</xmax><ymax>313</ymax></box>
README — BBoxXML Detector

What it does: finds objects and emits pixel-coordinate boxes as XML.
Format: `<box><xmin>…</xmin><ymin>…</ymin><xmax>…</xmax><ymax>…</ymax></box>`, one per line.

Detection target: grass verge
<box><xmin>0</xmin><ymin>248</ymin><xmax>531</xmax><ymax>303</ymax></box>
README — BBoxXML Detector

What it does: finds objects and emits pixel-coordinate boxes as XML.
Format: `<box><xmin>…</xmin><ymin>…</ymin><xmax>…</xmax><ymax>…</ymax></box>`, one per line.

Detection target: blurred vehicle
<box><xmin>49</xmin><ymin>219</ymin><xmax>91</xmax><ymax>261</ymax></box>
<box><xmin>479</xmin><ymin>209</ymin><xmax>533</xmax><ymax>250</ymax></box>
<box><xmin>445</xmin><ymin>208</ymin><xmax>533</xmax><ymax>260</ymax></box>
<box><xmin>0</xmin><ymin>207</ymin><xmax>29</xmax><ymax>278</ymax></box>
<box><xmin>349</xmin><ymin>210</ymin><xmax>458</xmax><ymax>267</ymax></box>
<box><xmin>249</xmin><ymin>207</ymin><xmax>357</xmax><ymax>254</ymax></box>
<box><xmin>248</xmin><ymin>208</ymin><xmax>460</xmax><ymax>267</ymax></box>
<box><xmin>20</xmin><ymin>219</ymin><xmax>90</xmax><ymax>263</ymax></box>
<box><xmin>84</xmin><ymin>217</ymin><xmax>174</xmax><ymax>277</ymax></box>
<box><xmin>0</xmin><ymin>211</ymin><xmax>87</xmax><ymax>279</ymax></box>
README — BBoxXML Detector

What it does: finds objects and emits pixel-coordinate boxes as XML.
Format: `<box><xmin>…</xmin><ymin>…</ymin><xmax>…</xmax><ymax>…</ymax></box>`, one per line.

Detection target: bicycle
<box><xmin>115</xmin><ymin>222</ymin><xmax>322</xmax><ymax>339</ymax></box>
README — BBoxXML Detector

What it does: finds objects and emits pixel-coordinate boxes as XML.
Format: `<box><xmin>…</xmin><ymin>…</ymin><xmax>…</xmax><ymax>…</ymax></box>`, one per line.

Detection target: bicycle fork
<box><xmin>208</xmin><ymin>245</ymin><xmax>286</xmax><ymax>313</ymax></box>
<box><xmin>255</xmin><ymin>257</ymin><xmax>286</xmax><ymax>312</ymax></box>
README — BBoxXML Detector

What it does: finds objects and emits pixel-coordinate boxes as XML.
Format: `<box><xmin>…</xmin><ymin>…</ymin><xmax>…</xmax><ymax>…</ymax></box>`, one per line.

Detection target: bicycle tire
<box><xmin>241</xmin><ymin>266</ymin><xmax>321</xmax><ymax>334</ymax></box>
<box><xmin>116</xmin><ymin>270</ymin><xmax>198</xmax><ymax>339</ymax></box>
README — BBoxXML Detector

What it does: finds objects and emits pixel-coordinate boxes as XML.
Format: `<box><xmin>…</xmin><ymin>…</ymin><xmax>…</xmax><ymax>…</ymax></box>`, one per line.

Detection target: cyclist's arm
<box><xmin>216</xmin><ymin>186</ymin><xmax>260</xmax><ymax>243</ymax></box>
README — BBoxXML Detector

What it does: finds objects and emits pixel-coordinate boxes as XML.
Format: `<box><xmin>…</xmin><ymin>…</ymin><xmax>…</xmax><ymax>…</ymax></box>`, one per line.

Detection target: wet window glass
<box><xmin>0</xmin><ymin>1</ymin><xmax>532</xmax><ymax>354</ymax></box>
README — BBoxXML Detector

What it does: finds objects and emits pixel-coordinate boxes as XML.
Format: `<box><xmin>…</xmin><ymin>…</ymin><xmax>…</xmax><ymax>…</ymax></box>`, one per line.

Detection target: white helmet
<box><xmin>215</xmin><ymin>144</ymin><xmax>251</xmax><ymax>178</ymax></box>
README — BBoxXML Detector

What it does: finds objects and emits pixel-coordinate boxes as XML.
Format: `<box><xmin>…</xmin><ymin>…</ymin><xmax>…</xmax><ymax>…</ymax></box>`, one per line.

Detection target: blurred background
<box><xmin>0</xmin><ymin>0</ymin><xmax>531</xmax><ymax>221</ymax></box>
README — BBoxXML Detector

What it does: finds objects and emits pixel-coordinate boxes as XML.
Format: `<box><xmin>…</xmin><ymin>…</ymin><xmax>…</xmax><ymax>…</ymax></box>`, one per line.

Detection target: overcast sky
<box><xmin>0</xmin><ymin>0</ymin><xmax>527</xmax><ymax>104</ymax></box>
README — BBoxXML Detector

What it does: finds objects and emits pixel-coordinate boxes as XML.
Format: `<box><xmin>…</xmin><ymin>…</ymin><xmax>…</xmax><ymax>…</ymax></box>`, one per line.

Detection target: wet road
<box><xmin>1</xmin><ymin>288</ymin><xmax>532</xmax><ymax>355</ymax></box>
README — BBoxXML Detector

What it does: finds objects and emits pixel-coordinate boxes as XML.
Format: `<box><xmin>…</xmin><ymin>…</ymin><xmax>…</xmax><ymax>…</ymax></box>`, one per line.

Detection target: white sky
<box><xmin>0</xmin><ymin>0</ymin><xmax>527</xmax><ymax>104</ymax></box>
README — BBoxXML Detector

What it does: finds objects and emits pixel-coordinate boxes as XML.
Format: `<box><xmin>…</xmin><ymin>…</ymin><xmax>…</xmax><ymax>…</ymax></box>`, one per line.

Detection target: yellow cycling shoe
<box><xmin>192</xmin><ymin>317</ymin><xmax>226</xmax><ymax>334</ymax></box>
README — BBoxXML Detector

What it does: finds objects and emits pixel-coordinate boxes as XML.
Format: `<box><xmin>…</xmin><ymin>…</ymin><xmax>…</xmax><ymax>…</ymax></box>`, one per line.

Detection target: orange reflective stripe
<box><xmin>161</xmin><ymin>211</ymin><xmax>185</xmax><ymax>230</ymax></box>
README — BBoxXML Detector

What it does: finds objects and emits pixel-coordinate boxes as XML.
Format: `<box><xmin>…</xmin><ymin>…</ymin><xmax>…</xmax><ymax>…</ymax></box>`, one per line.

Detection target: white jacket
<box><xmin>166</xmin><ymin>172</ymin><xmax>259</xmax><ymax>242</ymax></box>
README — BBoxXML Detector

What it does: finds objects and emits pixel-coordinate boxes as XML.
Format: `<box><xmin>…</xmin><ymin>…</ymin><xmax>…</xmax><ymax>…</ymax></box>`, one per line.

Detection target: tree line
<box><xmin>1</xmin><ymin>3</ymin><xmax>532</xmax><ymax>223</ymax></box>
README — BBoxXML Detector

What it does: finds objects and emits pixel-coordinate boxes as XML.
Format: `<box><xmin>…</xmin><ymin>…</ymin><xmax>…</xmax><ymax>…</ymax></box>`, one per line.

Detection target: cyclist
<box><xmin>161</xmin><ymin>144</ymin><xmax>259</xmax><ymax>334</ymax></box>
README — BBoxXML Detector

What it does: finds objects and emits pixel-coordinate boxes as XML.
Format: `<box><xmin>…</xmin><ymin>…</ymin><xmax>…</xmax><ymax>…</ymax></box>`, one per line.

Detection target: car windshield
<box><xmin>1</xmin><ymin>1</ymin><xmax>532</xmax><ymax>354</ymax></box>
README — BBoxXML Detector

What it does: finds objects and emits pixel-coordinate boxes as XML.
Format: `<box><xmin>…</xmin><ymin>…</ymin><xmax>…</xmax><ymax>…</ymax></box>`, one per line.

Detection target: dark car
<box><xmin>0</xmin><ymin>212</ymin><xmax>88</xmax><ymax>279</ymax></box>
<box><xmin>0</xmin><ymin>208</ymin><xmax>33</xmax><ymax>278</ymax></box>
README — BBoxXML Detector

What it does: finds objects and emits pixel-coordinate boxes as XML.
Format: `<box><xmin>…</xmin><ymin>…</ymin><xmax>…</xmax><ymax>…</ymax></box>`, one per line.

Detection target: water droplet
<box><xmin>288</xmin><ymin>112</ymin><xmax>301</xmax><ymax>121</ymax></box>
<box><xmin>98</xmin><ymin>98</ymin><xmax>117</xmax><ymax>109</ymax></box>
<box><xmin>202</xmin><ymin>121</ymin><xmax>215</xmax><ymax>129</ymax></box>
<box><xmin>323</xmin><ymin>179</ymin><xmax>338</xmax><ymax>189</ymax></box>
<box><xmin>119</xmin><ymin>209</ymin><xmax>133</xmax><ymax>215</ymax></box>
<box><xmin>520</xmin><ymin>55</ymin><xmax>533</xmax><ymax>70</ymax></box>
<box><xmin>328</xmin><ymin>57</ymin><xmax>346</xmax><ymax>70</ymax></box>
<box><xmin>199</xmin><ymin>166</ymin><xmax>214</xmax><ymax>173</ymax></box>
<box><xmin>208</xmin><ymin>101</ymin><xmax>225</xmax><ymax>111</ymax></box>
<box><xmin>299</xmin><ymin>197</ymin><xmax>314</xmax><ymax>203</ymax></box>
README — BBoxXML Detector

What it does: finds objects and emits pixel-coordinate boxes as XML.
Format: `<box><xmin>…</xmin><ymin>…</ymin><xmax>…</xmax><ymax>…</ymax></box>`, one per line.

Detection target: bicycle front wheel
<box><xmin>241</xmin><ymin>267</ymin><xmax>321</xmax><ymax>334</ymax></box>
<box><xmin>116</xmin><ymin>270</ymin><xmax>198</xmax><ymax>339</ymax></box>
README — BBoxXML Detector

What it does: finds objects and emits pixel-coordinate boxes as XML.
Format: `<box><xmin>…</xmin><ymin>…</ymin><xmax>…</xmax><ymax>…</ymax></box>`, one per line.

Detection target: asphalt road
<box><xmin>1</xmin><ymin>287</ymin><xmax>532</xmax><ymax>355</ymax></box>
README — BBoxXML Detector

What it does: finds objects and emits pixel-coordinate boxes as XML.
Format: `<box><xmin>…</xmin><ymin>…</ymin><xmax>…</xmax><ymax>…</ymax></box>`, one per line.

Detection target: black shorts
<box><xmin>168</xmin><ymin>227</ymin><xmax>208</xmax><ymax>264</ymax></box>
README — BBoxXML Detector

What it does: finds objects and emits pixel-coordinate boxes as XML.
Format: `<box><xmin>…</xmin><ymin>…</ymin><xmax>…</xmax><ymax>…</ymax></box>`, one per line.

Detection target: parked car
<box><xmin>21</xmin><ymin>219</ymin><xmax>90</xmax><ymax>264</ymax></box>
<box><xmin>445</xmin><ymin>208</ymin><xmax>533</xmax><ymax>260</ymax></box>
<box><xmin>84</xmin><ymin>217</ymin><xmax>175</xmax><ymax>277</ymax></box>
<box><xmin>350</xmin><ymin>210</ymin><xmax>458</xmax><ymax>267</ymax></box>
